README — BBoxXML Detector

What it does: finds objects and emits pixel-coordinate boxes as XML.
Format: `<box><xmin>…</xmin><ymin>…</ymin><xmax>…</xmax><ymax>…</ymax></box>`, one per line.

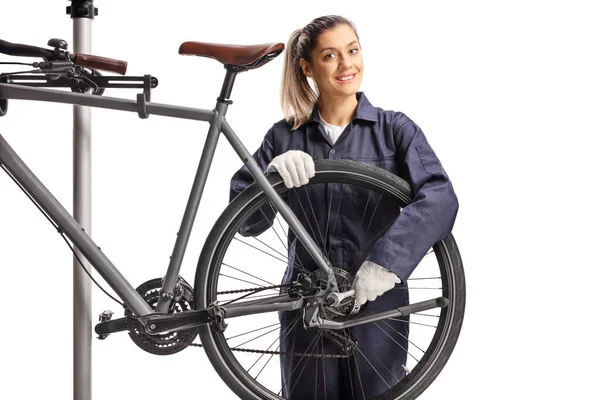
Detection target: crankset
<box><xmin>125</xmin><ymin>277</ymin><xmax>198</xmax><ymax>355</ymax></box>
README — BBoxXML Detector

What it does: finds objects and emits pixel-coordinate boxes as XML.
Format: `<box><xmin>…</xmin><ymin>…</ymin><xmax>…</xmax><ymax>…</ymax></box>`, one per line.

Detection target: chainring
<box><xmin>125</xmin><ymin>277</ymin><xmax>197</xmax><ymax>355</ymax></box>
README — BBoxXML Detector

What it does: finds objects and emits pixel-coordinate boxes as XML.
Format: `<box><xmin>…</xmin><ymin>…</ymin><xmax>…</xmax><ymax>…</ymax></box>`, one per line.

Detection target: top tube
<box><xmin>0</xmin><ymin>82</ymin><xmax>216</xmax><ymax>122</ymax></box>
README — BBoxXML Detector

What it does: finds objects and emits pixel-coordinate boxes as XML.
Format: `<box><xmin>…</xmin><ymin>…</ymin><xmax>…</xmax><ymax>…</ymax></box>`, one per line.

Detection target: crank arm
<box><xmin>141</xmin><ymin>309</ymin><xmax>214</xmax><ymax>335</ymax></box>
<box><xmin>95</xmin><ymin>296</ymin><xmax>304</xmax><ymax>337</ymax></box>
<box><xmin>93</xmin><ymin>309</ymin><xmax>214</xmax><ymax>337</ymax></box>
<box><xmin>95</xmin><ymin>316</ymin><xmax>128</xmax><ymax>337</ymax></box>
<box><xmin>310</xmin><ymin>297</ymin><xmax>449</xmax><ymax>330</ymax></box>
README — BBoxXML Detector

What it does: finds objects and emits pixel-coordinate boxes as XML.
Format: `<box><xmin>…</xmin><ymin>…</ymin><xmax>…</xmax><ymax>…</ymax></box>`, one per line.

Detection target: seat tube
<box><xmin>155</xmin><ymin>70</ymin><xmax>236</xmax><ymax>313</ymax></box>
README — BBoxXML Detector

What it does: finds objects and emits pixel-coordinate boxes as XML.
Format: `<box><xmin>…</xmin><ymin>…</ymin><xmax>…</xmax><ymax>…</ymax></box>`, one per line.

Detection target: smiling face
<box><xmin>300</xmin><ymin>23</ymin><xmax>363</xmax><ymax>100</ymax></box>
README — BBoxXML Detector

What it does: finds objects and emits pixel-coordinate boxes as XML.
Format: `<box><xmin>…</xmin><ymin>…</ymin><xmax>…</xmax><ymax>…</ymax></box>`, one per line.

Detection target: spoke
<box><xmin>231</xmin><ymin>325</ymin><xmax>280</xmax><ymax>349</ymax></box>
<box><xmin>261</xmin><ymin>205</ymin><xmax>287</xmax><ymax>251</ymax></box>
<box><xmin>250</xmin><ymin>316</ymin><xmax>301</xmax><ymax>377</ymax></box>
<box><xmin>388</xmin><ymin>318</ymin><xmax>438</xmax><ymax>329</ymax></box>
<box><xmin>366</xmin><ymin>308</ymin><xmax>442</xmax><ymax>328</ymax></box>
<box><xmin>362</xmin><ymin>217</ymin><xmax>396</xmax><ymax>248</ymax></box>
<box><xmin>282</xmin><ymin>330</ymin><xmax>325</xmax><ymax>396</ymax></box>
<box><xmin>353</xmin><ymin>352</ymin><xmax>366</xmax><ymax>400</ymax></box>
<box><xmin>323</xmin><ymin>184</ymin><xmax>335</xmax><ymax>242</ymax></box>
<box><xmin>254</xmin><ymin>319</ymin><xmax>301</xmax><ymax>381</ymax></box>
<box><xmin>222</xmin><ymin>261</ymin><xmax>275</xmax><ymax>286</ymax></box>
<box><xmin>370</xmin><ymin>319</ymin><xmax>420</xmax><ymax>364</ymax></box>
<box><xmin>232</xmin><ymin>237</ymin><xmax>290</xmax><ymax>266</ymax></box>
<box><xmin>354</xmin><ymin>342</ymin><xmax>392</xmax><ymax>390</ymax></box>
<box><xmin>252</xmin><ymin>235</ymin><xmax>303</xmax><ymax>269</ymax></box>
<box><xmin>303</xmin><ymin>186</ymin><xmax>328</xmax><ymax>252</ymax></box>
<box><xmin>295</xmin><ymin>187</ymin><xmax>327</xmax><ymax>252</ymax></box>
<box><xmin>326</xmin><ymin>183</ymin><xmax>345</xmax><ymax>257</ymax></box>
<box><xmin>364</xmin><ymin>192</ymin><xmax>383</xmax><ymax>234</ymax></box>
<box><xmin>347</xmin><ymin>357</ymin><xmax>356</xmax><ymax>400</ymax></box>
<box><xmin>218</xmin><ymin>273</ymin><xmax>269</xmax><ymax>289</ymax></box>
<box><xmin>347</xmin><ymin>216</ymin><xmax>397</xmax><ymax>270</ymax></box>
<box><xmin>358</xmin><ymin>190</ymin><xmax>373</xmax><ymax>231</ymax></box>
<box><xmin>264</xmin><ymin>204</ymin><xmax>308</xmax><ymax>274</ymax></box>
<box><xmin>378</xmin><ymin>317</ymin><xmax>427</xmax><ymax>354</ymax></box>
<box><xmin>321</xmin><ymin>336</ymin><xmax>327</xmax><ymax>399</ymax></box>
<box><xmin>414</xmin><ymin>313</ymin><xmax>440</xmax><ymax>318</ymax></box>
<box><xmin>342</xmin><ymin>330</ymin><xmax>402</xmax><ymax>388</ymax></box>
<box><xmin>408</xmin><ymin>277</ymin><xmax>441</xmax><ymax>281</ymax></box>
<box><xmin>225</xmin><ymin>322</ymin><xmax>280</xmax><ymax>342</ymax></box>
<box><xmin>354</xmin><ymin>190</ymin><xmax>374</xmax><ymax>259</ymax></box>
<box><xmin>315</xmin><ymin>351</ymin><xmax>319</xmax><ymax>399</ymax></box>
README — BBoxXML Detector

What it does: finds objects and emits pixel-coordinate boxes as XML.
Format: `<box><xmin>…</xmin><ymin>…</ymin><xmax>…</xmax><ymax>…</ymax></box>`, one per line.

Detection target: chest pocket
<box><xmin>415</xmin><ymin>145</ymin><xmax>443</xmax><ymax>175</ymax></box>
<box><xmin>353</xmin><ymin>156</ymin><xmax>400</xmax><ymax>176</ymax></box>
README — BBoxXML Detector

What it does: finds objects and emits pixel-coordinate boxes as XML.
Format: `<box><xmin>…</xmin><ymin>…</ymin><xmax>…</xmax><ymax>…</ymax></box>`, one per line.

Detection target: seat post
<box><xmin>217</xmin><ymin>68</ymin><xmax>237</xmax><ymax>105</ymax></box>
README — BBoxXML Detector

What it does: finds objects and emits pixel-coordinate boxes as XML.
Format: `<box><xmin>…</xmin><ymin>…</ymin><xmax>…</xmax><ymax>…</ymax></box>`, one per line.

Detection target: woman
<box><xmin>230</xmin><ymin>15</ymin><xmax>459</xmax><ymax>400</ymax></box>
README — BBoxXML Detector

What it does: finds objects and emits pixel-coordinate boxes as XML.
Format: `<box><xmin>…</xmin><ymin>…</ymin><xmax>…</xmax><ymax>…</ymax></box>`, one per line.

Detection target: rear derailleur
<box><xmin>289</xmin><ymin>268</ymin><xmax>361</xmax><ymax>357</ymax></box>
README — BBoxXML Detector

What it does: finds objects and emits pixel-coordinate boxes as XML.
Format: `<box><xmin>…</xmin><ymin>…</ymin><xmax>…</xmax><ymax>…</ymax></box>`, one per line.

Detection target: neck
<box><xmin>318</xmin><ymin>93</ymin><xmax>359</xmax><ymax>126</ymax></box>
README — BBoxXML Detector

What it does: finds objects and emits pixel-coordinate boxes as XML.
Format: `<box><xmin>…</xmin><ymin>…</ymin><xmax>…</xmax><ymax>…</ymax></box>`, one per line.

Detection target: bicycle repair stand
<box><xmin>0</xmin><ymin>2</ymin><xmax>157</xmax><ymax>399</ymax></box>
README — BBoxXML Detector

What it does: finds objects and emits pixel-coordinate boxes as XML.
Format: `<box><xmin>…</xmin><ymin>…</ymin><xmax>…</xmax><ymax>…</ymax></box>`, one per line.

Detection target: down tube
<box><xmin>219</xmin><ymin>120</ymin><xmax>338</xmax><ymax>291</ymax></box>
<box><xmin>0</xmin><ymin>132</ymin><xmax>153</xmax><ymax>316</ymax></box>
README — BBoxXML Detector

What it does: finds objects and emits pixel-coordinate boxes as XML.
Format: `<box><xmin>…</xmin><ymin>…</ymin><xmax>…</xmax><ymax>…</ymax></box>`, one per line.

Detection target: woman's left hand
<box><xmin>353</xmin><ymin>261</ymin><xmax>400</xmax><ymax>305</ymax></box>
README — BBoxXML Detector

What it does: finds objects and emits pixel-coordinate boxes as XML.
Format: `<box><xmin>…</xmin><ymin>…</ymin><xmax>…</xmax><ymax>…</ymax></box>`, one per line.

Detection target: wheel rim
<box><xmin>197</xmin><ymin>164</ymin><xmax>464</xmax><ymax>400</ymax></box>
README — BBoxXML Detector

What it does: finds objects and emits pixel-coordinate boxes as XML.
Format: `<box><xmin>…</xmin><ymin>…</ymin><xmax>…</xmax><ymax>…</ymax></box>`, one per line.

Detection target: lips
<box><xmin>335</xmin><ymin>73</ymin><xmax>356</xmax><ymax>83</ymax></box>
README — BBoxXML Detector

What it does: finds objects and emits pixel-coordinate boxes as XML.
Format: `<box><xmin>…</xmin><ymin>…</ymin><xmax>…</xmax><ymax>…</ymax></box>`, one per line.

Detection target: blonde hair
<box><xmin>280</xmin><ymin>16</ymin><xmax>359</xmax><ymax>130</ymax></box>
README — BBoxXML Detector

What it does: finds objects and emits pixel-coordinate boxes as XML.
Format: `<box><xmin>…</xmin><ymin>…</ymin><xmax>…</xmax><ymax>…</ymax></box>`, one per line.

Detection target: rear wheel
<box><xmin>194</xmin><ymin>160</ymin><xmax>465</xmax><ymax>399</ymax></box>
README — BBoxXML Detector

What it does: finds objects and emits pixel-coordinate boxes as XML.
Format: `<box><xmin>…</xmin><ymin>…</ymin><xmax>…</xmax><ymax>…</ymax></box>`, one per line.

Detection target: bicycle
<box><xmin>0</xmin><ymin>37</ymin><xmax>465</xmax><ymax>399</ymax></box>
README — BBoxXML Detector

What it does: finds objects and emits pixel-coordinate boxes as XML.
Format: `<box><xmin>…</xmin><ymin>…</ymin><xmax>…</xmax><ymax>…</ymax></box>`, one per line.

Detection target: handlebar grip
<box><xmin>73</xmin><ymin>53</ymin><xmax>127</xmax><ymax>75</ymax></box>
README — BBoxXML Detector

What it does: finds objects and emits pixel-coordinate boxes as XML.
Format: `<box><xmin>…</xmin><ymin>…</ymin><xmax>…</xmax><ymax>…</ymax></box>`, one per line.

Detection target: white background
<box><xmin>1</xmin><ymin>0</ymin><xmax>599</xmax><ymax>399</ymax></box>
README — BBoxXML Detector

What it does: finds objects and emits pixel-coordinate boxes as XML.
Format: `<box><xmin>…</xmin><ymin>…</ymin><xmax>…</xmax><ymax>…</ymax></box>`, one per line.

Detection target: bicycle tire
<box><xmin>194</xmin><ymin>159</ymin><xmax>465</xmax><ymax>400</ymax></box>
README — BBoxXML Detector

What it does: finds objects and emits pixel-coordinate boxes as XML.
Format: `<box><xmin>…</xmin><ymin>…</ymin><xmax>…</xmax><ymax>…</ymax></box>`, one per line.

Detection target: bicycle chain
<box><xmin>190</xmin><ymin>329</ymin><xmax>353</xmax><ymax>358</ymax></box>
<box><xmin>215</xmin><ymin>283</ymin><xmax>290</xmax><ymax>295</ymax></box>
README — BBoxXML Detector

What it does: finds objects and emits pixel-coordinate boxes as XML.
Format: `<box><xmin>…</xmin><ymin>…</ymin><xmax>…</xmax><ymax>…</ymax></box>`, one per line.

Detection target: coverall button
<box><xmin>330</xmin><ymin>149</ymin><xmax>335</xmax><ymax>154</ymax></box>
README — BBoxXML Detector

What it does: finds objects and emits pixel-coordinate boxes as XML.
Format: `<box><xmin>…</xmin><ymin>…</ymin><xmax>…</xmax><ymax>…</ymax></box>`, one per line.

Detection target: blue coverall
<box><xmin>230</xmin><ymin>92</ymin><xmax>459</xmax><ymax>399</ymax></box>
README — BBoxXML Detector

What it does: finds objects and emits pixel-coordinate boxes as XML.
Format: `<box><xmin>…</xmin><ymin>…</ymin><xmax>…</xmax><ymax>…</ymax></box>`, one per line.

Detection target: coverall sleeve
<box><xmin>364</xmin><ymin>119</ymin><xmax>459</xmax><ymax>283</ymax></box>
<box><xmin>229</xmin><ymin>127</ymin><xmax>279</xmax><ymax>237</ymax></box>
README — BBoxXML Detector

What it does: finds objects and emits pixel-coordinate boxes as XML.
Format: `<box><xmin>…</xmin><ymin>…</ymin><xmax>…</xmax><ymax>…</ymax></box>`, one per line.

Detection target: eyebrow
<box><xmin>319</xmin><ymin>40</ymin><xmax>359</xmax><ymax>53</ymax></box>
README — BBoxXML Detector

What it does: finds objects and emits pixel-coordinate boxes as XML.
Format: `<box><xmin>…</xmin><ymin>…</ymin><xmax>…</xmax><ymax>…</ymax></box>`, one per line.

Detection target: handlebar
<box><xmin>0</xmin><ymin>39</ymin><xmax>55</xmax><ymax>59</ymax></box>
<box><xmin>0</xmin><ymin>38</ymin><xmax>128</xmax><ymax>75</ymax></box>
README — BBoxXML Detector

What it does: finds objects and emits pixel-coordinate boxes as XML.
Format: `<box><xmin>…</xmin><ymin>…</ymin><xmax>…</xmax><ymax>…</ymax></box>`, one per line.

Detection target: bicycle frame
<box><xmin>0</xmin><ymin>69</ymin><xmax>338</xmax><ymax>319</ymax></box>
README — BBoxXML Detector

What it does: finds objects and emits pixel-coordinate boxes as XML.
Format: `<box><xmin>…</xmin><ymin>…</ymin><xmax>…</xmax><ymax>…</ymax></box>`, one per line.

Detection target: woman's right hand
<box><xmin>266</xmin><ymin>150</ymin><xmax>315</xmax><ymax>188</ymax></box>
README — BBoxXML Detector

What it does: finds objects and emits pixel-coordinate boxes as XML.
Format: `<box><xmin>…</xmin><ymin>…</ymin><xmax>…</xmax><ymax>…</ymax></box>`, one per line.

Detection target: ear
<box><xmin>299</xmin><ymin>58</ymin><xmax>313</xmax><ymax>78</ymax></box>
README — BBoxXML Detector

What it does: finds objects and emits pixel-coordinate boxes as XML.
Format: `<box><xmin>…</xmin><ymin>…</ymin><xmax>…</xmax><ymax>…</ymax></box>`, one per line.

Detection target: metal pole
<box><xmin>67</xmin><ymin>2</ymin><xmax>97</xmax><ymax>400</ymax></box>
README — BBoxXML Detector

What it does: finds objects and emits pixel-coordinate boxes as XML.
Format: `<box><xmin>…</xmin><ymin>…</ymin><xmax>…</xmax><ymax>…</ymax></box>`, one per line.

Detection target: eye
<box><xmin>325</xmin><ymin>52</ymin><xmax>336</xmax><ymax>60</ymax></box>
<box><xmin>350</xmin><ymin>48</ymin><xmax>360</xmax><ymax>55</ymax></box>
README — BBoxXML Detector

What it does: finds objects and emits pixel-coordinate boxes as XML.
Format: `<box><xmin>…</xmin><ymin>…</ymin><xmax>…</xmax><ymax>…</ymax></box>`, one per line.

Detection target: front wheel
<box><xmin>194</xmin><ymin>160</ymin><xmax>465</xmax><ymax>400</ymax></box>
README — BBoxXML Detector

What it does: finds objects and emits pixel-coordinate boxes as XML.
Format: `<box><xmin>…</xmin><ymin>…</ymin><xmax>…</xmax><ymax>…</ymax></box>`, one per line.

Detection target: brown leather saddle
<box><xmin>179</xmin><ymin>41</ymin><xmax>284</xmax><ymax>72</ymax></box>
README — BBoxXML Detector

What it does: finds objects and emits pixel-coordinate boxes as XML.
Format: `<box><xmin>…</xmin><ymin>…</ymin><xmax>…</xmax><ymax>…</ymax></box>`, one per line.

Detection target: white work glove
<box><xmin>353</xmin><ymin>260</ymin><xmax>401</xmax><ymax>305</ymax></box>
<box><xmin>266</xmin><ymin>150</ymin><xmax>315</xmax><ymax>189</ymax></box>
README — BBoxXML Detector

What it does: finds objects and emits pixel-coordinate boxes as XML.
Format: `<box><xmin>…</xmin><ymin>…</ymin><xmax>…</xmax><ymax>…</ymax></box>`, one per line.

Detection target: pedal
<box><xmin>97</xmin><ymin>310</ymin><xmax>114</xmax><ymax>340</ymax></box>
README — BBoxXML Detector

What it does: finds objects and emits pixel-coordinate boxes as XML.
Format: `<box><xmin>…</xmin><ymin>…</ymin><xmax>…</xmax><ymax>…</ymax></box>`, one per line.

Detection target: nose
<box><xmin>338</xmin><ymin>54</ymin><xmax>352</xmax><ymax>70</ymax></box>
